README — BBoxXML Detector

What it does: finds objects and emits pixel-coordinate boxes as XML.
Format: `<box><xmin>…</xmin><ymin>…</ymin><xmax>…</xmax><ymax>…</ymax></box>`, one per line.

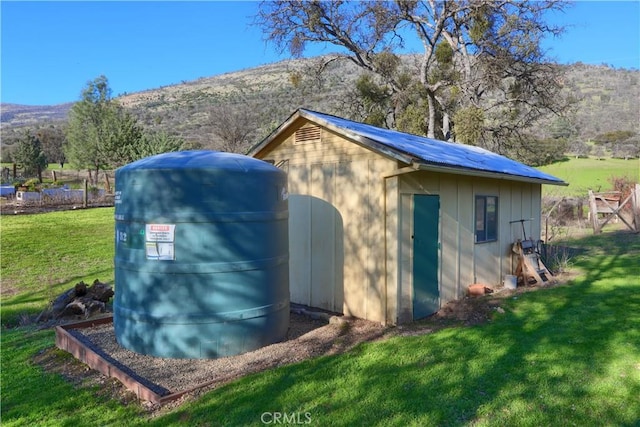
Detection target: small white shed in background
<box><xmin>249</xmin><ymin>109</ymin><xmax>567</xmax><ymax>324</ymax></box>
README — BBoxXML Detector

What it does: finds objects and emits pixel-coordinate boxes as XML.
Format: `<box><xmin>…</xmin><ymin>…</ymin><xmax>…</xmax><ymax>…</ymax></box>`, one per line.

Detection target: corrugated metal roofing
<box><xmin>297</xmin><ymin>109</ymin><xmax>566</xmax><ymax>186</ymax></box>
<box><xmin>249</xmin><ymin>108</ymin><xmax>567</xmax><ymax>186</ymax></box>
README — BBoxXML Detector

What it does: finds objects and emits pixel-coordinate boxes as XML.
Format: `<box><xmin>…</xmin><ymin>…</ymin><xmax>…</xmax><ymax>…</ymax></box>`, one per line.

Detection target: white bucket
<box><xmin>504</xmin><ymin>275</ymin><xmax>517</xmax><ymax>290</ymax></box>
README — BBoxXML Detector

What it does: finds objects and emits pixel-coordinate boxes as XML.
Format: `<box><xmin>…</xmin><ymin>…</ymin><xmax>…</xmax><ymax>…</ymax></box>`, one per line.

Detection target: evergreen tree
<box><xmin>65</xmin><ymin>75</ymin><xmax>143</xmax><ymax>182</ymax></box>
<box><xmin>128</xmin><ymin>131</ymin><xmax>184</xmax><ymax>160</ymax></box>
<box><xmin>14</xmin><ymin>131</ymin><xmax>48</xmax><ymax>182</ymax></box>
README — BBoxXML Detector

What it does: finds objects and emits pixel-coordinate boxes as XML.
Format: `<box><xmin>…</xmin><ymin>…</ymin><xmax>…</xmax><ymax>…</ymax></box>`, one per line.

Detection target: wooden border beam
<box><xmin>55</xmin><ymin>316</ymin><xmax>231</xmax><ymax>405</ymax></box>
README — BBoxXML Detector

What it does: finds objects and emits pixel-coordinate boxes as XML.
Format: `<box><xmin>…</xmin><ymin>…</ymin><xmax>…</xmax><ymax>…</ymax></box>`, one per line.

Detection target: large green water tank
<box><xmin>113</xmin><ymin>151</ymin><xmax>289</xmax><ymax>359</ymax></box>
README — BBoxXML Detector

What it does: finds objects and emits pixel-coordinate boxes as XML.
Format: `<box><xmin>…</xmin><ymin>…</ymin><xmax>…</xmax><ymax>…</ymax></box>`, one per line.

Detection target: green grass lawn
<box><xmin>0</xmin><ymin>208</ymin><xmax>115</xmax><ymax>327</ymax></box>
<box><xmin>537</xmin><ymin>157</ymin><xmax>640</xmax><ymax>197</ymax></box>
<box><xmin>1</xmin><ymin>209</ymin><xmax>639</xmax><ymax>426</ymax></box>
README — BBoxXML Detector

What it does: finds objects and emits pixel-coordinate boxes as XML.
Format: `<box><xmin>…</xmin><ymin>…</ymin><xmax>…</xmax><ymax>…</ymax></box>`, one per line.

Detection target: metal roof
<box><xmin>252</xmin><ymin>108</ymin><xmax>568</xmax><ymax>186</ymax></box>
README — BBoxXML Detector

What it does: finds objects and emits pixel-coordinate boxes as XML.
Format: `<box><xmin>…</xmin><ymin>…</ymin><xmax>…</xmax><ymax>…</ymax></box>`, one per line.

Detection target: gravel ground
<box><xmin>66</xmin><ymin>311</ymin><xmax>389</xmax><ymax>399</ymax></box>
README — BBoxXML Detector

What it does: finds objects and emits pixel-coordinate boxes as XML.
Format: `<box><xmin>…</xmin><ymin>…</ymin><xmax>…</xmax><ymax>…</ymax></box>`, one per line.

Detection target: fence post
<box><xmin>588</xmin><ymin>190</ymin><xmax>601</xmax><ymax>234</ymax></box>
<box><xmin>83</xmin><ymin>179</ymin><xmax>88</xmax><ymax>208</ymax></box>
<box><xmin>633</xmin><ymin>184</ymin><xmax>640</xmax><ymax>233</ymax></box>
<box><xmin>104</xmin><ymin>173</ymin><xmax>111</xmax><ymax>194</ymax></box>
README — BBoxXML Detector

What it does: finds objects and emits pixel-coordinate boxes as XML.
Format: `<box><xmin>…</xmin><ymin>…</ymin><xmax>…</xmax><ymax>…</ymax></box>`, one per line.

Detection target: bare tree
<box><xmin>568</xmin><ymin>139</ymin><xmax>591</xmax><ymax>159</ymax></box>
<box><xmin>257</xmin><ymin>0</ymin><xmax>571</xmax><ymax>151</ymax></box>
<box><xmin>208</xmin><ymin>104</ymin><xmax>256</xmax><ymax>153</ymax></box>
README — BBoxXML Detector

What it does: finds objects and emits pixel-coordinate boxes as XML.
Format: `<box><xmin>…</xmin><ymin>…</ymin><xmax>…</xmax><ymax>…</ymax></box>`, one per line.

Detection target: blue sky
<box><xmin>1</xmin><ymin>1</ymin><xmax>639</xmax><ymax>106</ymax></box>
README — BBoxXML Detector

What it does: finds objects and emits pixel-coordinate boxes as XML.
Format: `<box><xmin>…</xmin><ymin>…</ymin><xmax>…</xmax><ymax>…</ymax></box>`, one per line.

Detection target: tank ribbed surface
<box><xmin>113</xmin><ymin>150</ymin><xmax>289</xmax><ymax>359</ymax></box>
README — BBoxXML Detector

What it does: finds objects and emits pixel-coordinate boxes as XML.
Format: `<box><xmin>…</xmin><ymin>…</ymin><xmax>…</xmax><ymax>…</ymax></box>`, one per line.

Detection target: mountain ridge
<box><xmin>1</xmin><ymin>58</ymin><xmax>638</xmax><ymax>151</ymax></box>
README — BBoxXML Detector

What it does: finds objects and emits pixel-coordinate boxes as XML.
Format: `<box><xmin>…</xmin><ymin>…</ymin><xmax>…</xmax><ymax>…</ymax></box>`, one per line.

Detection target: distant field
<box><xmin>1</xmin><ymin>163</ymin><xmax>78</xmax><ymax>172</ymax></box>
<box><xmin>537</xmin><ymin>157</ymin><xmax>639</xmax><ymax>197</ymax></box>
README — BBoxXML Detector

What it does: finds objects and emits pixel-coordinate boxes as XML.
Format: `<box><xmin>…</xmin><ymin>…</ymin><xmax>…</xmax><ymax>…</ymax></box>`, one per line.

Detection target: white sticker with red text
<box><xmin>145</xmin><ymin>224</ymin><xmax>176</xmax><ymax>242</ymax></box>
<box><xmin>145</xmin><ymin>224</ymin><xmax>176</xmax><ymax>260</ymax></box>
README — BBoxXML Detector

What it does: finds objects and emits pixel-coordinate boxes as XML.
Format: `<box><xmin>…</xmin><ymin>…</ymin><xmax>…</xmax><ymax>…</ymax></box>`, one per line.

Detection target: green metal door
<box><xmin>413</xmin><ymin>194</ymin><xmax>440</xmax><ymax>319</ymax></box>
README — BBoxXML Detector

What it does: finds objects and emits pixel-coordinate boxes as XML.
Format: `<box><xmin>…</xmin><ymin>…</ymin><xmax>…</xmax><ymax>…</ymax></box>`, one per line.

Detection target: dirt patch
<box><xmin>33</xmin><ymin>346</ymin><xmax>140</xmax><ymax>406</ymax></box>
<box><xmin>34</xmin><ymin>278</ymin><xmax>569</xmax><ymax>415</ymax></box>
<box><xmin>0</xmin><ymin>285</ymin><xmax>20</xmax><ymax>298</ymax></box>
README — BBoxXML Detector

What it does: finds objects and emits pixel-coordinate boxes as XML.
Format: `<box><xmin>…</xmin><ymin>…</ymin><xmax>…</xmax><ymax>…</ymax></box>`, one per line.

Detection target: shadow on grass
<box><xmin>347</xmin><ymin>232</ymin><xmax>639</xmax><ymax>425</ymax></box>
<box><xmin>151</xmin><ymin>231</ymin><xmax>640</xmax><ymax>426</ymax></box>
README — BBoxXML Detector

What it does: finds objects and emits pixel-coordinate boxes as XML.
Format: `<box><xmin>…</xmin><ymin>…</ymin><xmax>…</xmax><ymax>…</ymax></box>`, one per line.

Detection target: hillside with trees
<box><xmin>1</xmin><ymin>59</ymin><xmax>638</xmax><ymax>166</ymax></box>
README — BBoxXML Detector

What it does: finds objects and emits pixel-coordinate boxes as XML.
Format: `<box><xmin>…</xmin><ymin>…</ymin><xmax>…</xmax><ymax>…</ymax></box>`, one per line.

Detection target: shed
<box><xmin>249</xmin><ymin>109</ymin><xmax>567</xmax><ymax>324</ymax></box>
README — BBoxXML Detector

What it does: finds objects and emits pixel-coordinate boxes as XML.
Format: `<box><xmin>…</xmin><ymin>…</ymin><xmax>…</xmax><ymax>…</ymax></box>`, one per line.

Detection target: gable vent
<box><xmin>294</xmin><ymin>126</ymin><xmax>321</xmax><ymax>145</ymax></box>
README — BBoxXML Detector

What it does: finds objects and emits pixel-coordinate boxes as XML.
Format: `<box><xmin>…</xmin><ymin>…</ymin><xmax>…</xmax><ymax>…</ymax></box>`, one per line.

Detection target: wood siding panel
<box><xmin>364</xmin><ymin>158</ymin><xmax>389</xmax><ymax>323</ymax></box>
<box><xmin>499</xmin><ymin>183</ymin><xmax>514</xmax><ymax>279</ymax></box>
<box><xmin>509</xmin><ymin>186</ymin><xmax>526</xmax><ymax>276</ymax></box>
<box><xmin>521</xmin><ymin>186</ymin><xmax>534</xmax><ymax>238</ymax></box>
<box><xmin>384</xmin><ymin>176</ymin><xmax>399</xmax><ymax>324</ymax></box>
<box><xmin>529</xmin><ymin>184</ymin><xmax>542</xmax><ymax>240</ymax></box>
<box><xmin>310</xmin><ymin>163</ymin><xmax>338</xmax><ymax>311</ymax></box>
<box><xmin>458</xmin><ymin>180</ymin><xmax>475</xmax><ymax>290</ymax></box>
<box><xmin>287</xmin><ymin>165</ymin><xmax>311</xmax><ymax>306</ymax></box>
<box><xmin>288</xmin><ymin>195</ymin><xmax>311</xmax><ymax>306</ymax></box>
<box><xmin>337</xmin><ymin>157</ymin><xmax>391</xmax><ymax>322</ymax></box>
<box><xmin>440</xmin><ymin>179</ymin><xmax>459</xmax><ymax>302</ymax></box>
<box><xmin>509</xmin><ymin>187</ymin><xmax>525</xmax><ymax>243</ymax></box>
<box><xmin>398</xmin><ymin>193</ymin><xmax>413</xmax><ymax>323</ymax></box>
<box><xmin>338</xmin><ymin>160</ymin><xmax>366</xmax><ymax>318</ymax></box>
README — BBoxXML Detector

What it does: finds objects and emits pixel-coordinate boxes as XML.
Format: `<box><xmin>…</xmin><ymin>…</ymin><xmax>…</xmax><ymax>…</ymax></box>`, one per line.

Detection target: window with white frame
<box><xmin>475</xmin><ymin>195</ymin><xmax>498</xmax><ymax>243</ymax></box>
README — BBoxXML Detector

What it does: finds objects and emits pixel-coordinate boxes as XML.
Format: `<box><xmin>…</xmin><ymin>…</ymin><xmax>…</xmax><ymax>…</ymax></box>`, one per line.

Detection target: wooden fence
<box><xmin>587</xmin><ymin>184</ymin><xmax>640</xmax><ymax>234</ymax></box>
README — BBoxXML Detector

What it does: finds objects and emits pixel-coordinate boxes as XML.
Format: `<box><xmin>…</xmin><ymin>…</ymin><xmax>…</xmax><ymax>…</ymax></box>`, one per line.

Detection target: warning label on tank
<box><xmin>145</xmin><ymin>224</ymin><xmax>175</xmax><ymax>242</ymax></box>
<box><xmin>145</xmin><ymin>224</ymin><xmax>176</xmax><ymax>260</ymax></box>
<box><xmin>146</xmin><ymin>242</ymin><xmax>175</xmax><ymax>260</ymax></box>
